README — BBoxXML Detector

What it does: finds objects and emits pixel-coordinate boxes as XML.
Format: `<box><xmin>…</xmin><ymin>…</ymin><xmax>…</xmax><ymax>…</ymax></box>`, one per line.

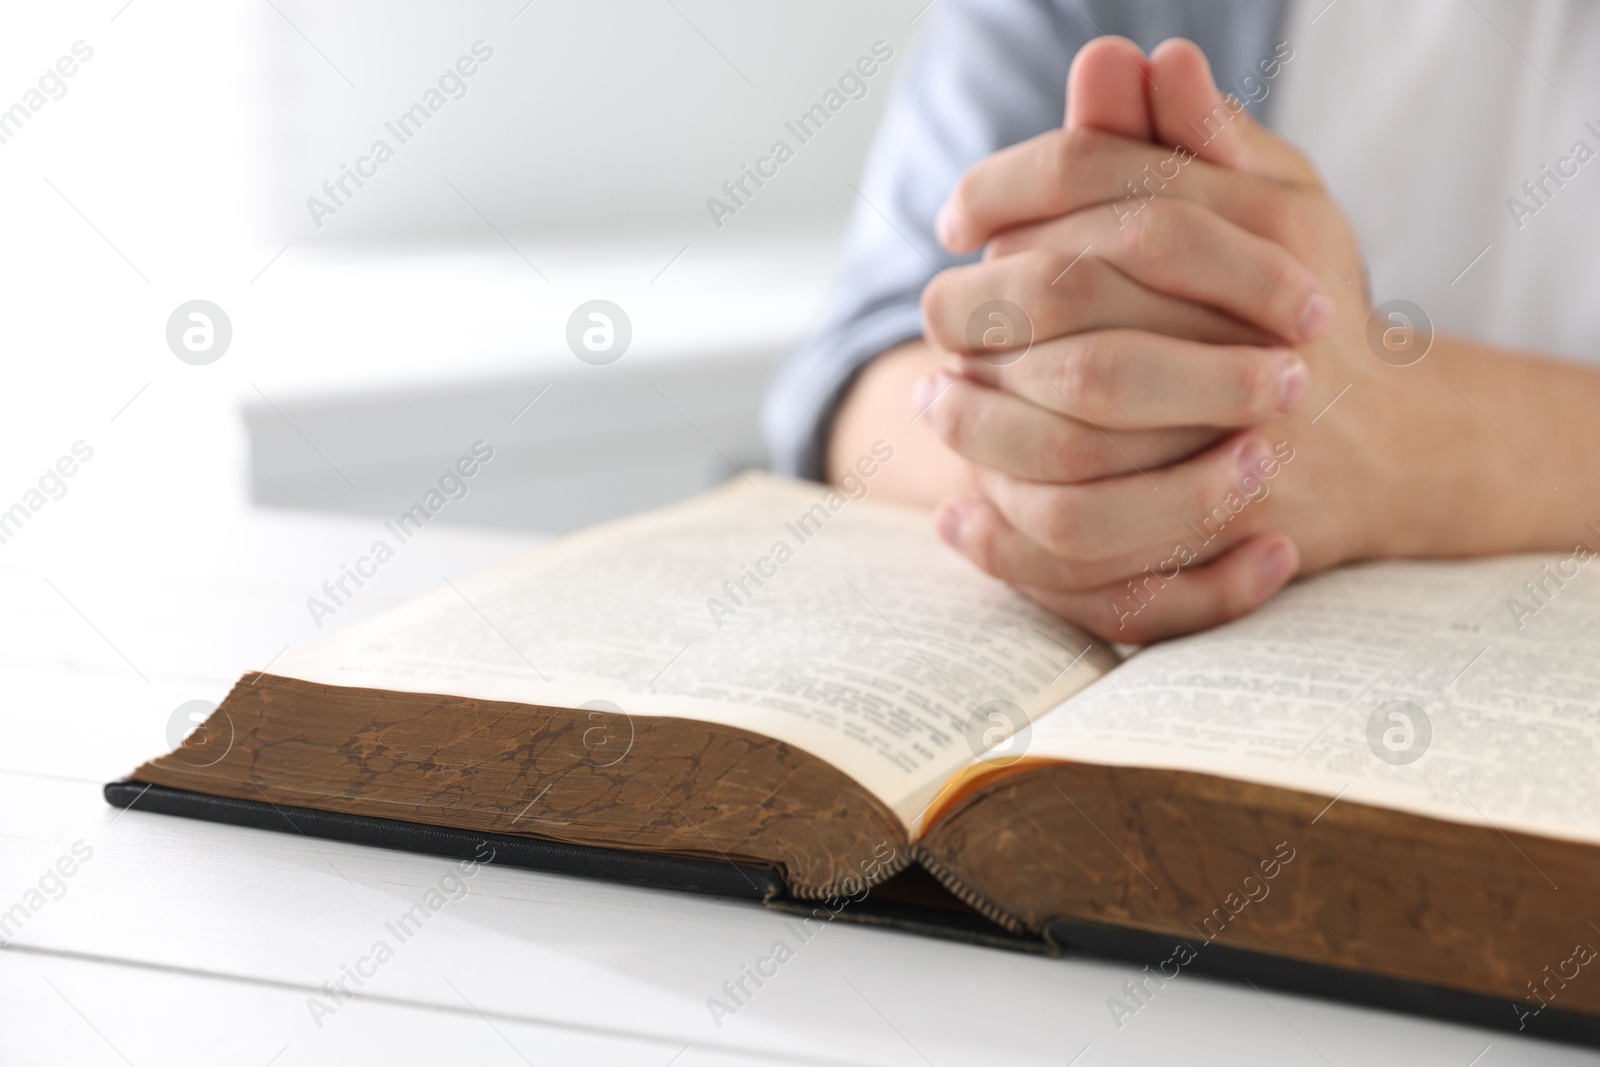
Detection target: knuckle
<box><xmin>1238</xmin><ymin>192</ymin><xmax>1286</xmax><ymax>242</ymax></box>
<box><xmin>1019</xmin><ymin>247</ymin><xmax>1062</xmax><ymax>300</ymax></box>
<box><xmin>1115</xmin><ymin>200</ymin><xmax>1158</xmax><ymax>258</ymax></box>
<box><xmin>946</xmin><ymin>170</ymin><xmax>977</xmax><ymax>222</ymax></box>
<box><xmin>961</xmin><ymin>508</ymin><xmax>1004</xmax><ymax>577</ymax></box>
<box><xmin>986</xmin><ymin>230</ymin><xmax>1022</xmax><ymax>259</ymax></box>
<box><xmin>1186</xmin><ymin>473</ymin><xmax>1231</xmax><ymax>531</ymax></box>
<box><xmin>1117</xmin><ymin>198</ymin><xmax>1180</xmax><ymax>260</ymax></box>
<box><xmin>1039</xmin><ymin>423</ymin><xmax>1107</xmax><ymax>481</ymax></box>
<box><xmin>1248</xmin><ymin>184</ymin><xmax>1295</xmax><ymax>234</ymax></box>
<box><xmin>1273</xmin><ymin>185</ymin><xmax>1313</xmax><ymax>225</ymax></box>
<box><xmin>1055</xmin><ymin>335</ymin><xmax>1118</xmax><ymax>416</ymax></box>
<box><xmin>988</xmin><ymin>219</ymin><xmax>1049</xmax><ymax>260</ymax></box>
<box><xmin>1217</xmin><ymin>568</ymin><xmax>1263</xmax><ymax>621</ymax></box>
<box><xmin>1045</xmin><ymin>250</ymin><xmax>1104</xmax><ymax>307</ymax></box>
<box><xmin>1040</xmin><ymin>491</ymin><xmax>1088</xmax><ymax>557</ymax></box>
<box><xmin>1059</xmin><ymin>126</ymin><xmax>1101</xmax><ymax>165</ymax></box>
<box><xmin>925</xmin><ymin>383</ymin><xmax>968</xmax><ymax>448</ymax></box>
<box><xmin>1043</xmin><ymin>128</ymin><xmax>1089</xmax><ymax>188</ymax></box>
<box><xmin>919</xmin><ymin>279</ymin><xmax>956</xmax><ymax>349</ymax></box>
<box><xmin>1204</xmin><ymin>455</ymin><xmax>1241</xmax><ymax>514</ymax></box>
<box><xmin>1250</xmin><ymin>185</ymin><xmax>1316</xmax><ymax>249</ymax></box>
<box><xmin>1002</xmin><ymin>251</ymin><xmax>1062</xmax><ymax>332</ymax></box>
<box><xmin>1263</xmin><ymin>252</ymin><xmax>1311</xmax><ymax>319</ymax></box>
<box><xmin>1237</xmin><ymin>351</ymin><xmax>1280</xmax><ymax>418</ymax></box>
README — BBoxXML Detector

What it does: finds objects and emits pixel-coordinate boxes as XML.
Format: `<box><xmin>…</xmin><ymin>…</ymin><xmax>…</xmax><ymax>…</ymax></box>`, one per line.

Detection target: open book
<box><xmin>114</xmin><ymin>475</ymin><xmax>1600</xmax><ymax>1038</ymax></box>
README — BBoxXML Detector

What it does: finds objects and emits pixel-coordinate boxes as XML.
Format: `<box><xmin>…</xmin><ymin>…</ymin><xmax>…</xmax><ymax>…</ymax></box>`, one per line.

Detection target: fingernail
<box><xmin>1257</xmin><ymin>540</ymin><xmax>1296</xmax><ymax>588</ymax></box>
<box><xmin>935</xmin><ymin>202</ymin><xmax>959</xmax><ymax>249</ymax></box>
<box><xmin>1236</xmin><ymin>436</ymin><xmax>1271</xmax><ymax>484</ymax></box>
<box><xmin>935</xmin><ymin>500</ymin><xmax>968</xmax><ymax>546</ymax></box>
<box><xmin>1276</xmin><ymin>350</ymin><xmax>1309</xmax><ymax>412</ymax></box>
<box><xmin>1298</xmin><ymin>293</ymin><xmax>1333</xmax><ymax>340</ymax></box>
<box><xmin>912</xmin><ymin>371</ymin><xmax>947</xmax><ymax>412</ymax></box>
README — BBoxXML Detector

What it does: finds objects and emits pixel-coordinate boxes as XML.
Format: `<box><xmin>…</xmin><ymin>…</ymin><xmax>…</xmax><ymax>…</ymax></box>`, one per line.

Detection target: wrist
<box><xmin>827</xmin><ymin>340</ymin><xmax>979</xmax><ymax>507</ymax></box>
<box><xmin>1372</xmin><ymin>335</ymin><xmax>1575</xmax><ymax>558</ymax></box>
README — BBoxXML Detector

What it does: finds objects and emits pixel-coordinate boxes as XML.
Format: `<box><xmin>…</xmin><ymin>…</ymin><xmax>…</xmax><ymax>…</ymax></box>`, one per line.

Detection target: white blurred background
<box><xmin>0</xmin><ymin>0</ymin><xmax>927</xmax><ymax>570</ymax></box>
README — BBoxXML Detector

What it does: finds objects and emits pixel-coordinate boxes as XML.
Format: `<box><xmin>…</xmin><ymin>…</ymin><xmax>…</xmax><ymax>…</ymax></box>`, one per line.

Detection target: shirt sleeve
<box><xmin>760</xmin><ymin>0</ymin><xmax>1089</xmax><ymax>480</ymax></box>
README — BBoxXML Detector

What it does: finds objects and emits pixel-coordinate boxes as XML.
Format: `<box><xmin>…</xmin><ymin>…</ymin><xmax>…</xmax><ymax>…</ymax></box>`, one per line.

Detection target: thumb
<box><xmin>1065</xmin><ymin>36</ymin><xmax>1153</xmax><ymax>140</ymax></box>
<box><xmin>1147</xmin><ymin>38</ymin><xmax>1315</xmax><ymax>183</ymax></box>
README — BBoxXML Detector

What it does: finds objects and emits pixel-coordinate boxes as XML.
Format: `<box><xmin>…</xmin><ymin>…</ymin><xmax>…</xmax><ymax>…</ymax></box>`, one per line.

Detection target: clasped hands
<box><xmin>917</xmin><ymin>37</ymin><xmax>1397</xmax><ymax>641</ymax></box>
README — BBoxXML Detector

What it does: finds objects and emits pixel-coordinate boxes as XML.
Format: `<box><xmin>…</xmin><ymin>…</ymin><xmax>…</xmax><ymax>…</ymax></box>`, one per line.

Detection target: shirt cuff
<box><xmin>761</xmin><ymin>301</ymin><xmax>927</xmax><ymax>482</ymax></box>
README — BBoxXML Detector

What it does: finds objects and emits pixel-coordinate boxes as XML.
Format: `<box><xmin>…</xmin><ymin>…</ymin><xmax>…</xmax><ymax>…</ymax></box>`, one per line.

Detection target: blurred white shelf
<box><xmin>239</xmin><ymin>236</ymin><xmax>836</xmax><ymax>531</ymax></box>
<box><xmin>242</xmin><ymin>233</ymin><xmax>837</xmax><ymax>393</ymax></box>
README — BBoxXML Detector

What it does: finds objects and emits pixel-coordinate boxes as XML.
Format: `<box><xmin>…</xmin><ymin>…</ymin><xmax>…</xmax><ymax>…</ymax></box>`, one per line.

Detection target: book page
<box><xmin>1018</xmin><ymin>552</ymin><xmax>1600</xmax><ymax>845</ymax></box>
<box><xmin>269</xmin><ymin>473</ymin><xmax>1116</xmax><ymax>829</ymax></box>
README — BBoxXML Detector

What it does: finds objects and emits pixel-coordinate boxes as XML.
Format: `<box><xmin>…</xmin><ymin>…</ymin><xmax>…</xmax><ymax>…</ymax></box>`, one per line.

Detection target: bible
<box><xmin>108</xmin><ymin>474</ymin><xmax>1600</xmax><ymax>1044</ymax></box>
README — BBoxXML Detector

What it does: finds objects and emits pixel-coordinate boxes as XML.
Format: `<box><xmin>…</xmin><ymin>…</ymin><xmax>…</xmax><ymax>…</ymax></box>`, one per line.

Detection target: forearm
<box><xmin>826</xmin><ymin>340</ymin><xmax>978</xmax><ymax>507</ymax></box>
<box><xmin>1375</xmin><ymin>335</ymin><xmax>1600</xmax><ymax>557</ymax></box>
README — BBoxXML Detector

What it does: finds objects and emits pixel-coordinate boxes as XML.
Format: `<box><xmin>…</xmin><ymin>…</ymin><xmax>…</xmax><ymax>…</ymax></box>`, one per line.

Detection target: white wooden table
<box><xmin>3</xmin><ymin>501</ymin><xmax>1595</xmax><ymax>1067</ymax></box>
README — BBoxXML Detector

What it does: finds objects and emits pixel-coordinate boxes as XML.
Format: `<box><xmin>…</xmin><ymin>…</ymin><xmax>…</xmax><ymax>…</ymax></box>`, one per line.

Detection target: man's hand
<box><xmin>922</xmin><ymin>38</ymin><xmax>1567</xmax><ymax>642</ymax></box>
<box><xmin>917</xmin><ymin>39</ymin><xmax>1329</xmax><ymax>490</ymax></box>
